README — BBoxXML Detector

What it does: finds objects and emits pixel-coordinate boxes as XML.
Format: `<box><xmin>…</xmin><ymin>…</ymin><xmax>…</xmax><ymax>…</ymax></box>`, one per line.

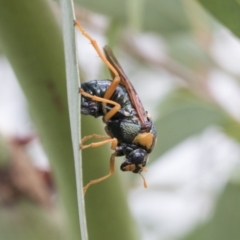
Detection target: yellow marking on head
<box><xmin>124</xmin><ymin>164</ymin><xmax>136</xmax><ymax>172</ymax></box>
<box><xmin>133</xmin><ymin>132</ymin><xmax>153</xmax><ymax>150</ymax></box>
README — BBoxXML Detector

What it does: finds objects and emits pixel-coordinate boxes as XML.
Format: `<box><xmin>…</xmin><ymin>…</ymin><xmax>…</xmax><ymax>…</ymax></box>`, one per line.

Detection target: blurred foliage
<box><xmin>0</xmin><ymin>134</ymin><xmax>9</xmax><ymax>166</ymax></box>
<box><xmin>0</xmin><ymin>0</ymin><xmax>80</xmax><ymax>239</ymax></box>
<box><xmin>180</xmin><ymin>181</ymin><xmax>240</xmax><ymax>240</ymax></box>
<box><xmin>152</xmin><ymin>89</ymin><xmax>236</xmax><ymax>160</ymax></box>
<box><xmin>0</xmin><ymin>202</ymin><xmax>67</xmax><ymax>240</ymax></box>
<box><xmin>198</xmin><ymin>0</ymin><xmax>240</xmax><ymax>39</ymax></box>
<box><xmin>0</xmin><ymin>0</ymin><xmax>240</xmax><ymax>239</ymax></box>
<box><xmin>76</xmin><ymin>0</ymin><xmax>191</xmax><ymax>34</ymax></box>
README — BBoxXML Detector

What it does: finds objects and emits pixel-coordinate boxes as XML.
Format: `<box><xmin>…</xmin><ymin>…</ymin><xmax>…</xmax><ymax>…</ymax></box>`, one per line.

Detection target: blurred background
<box><xmin>1</xmin><ymin>0</ymin><xmax>240</xmax><ymax>240</ymax></box>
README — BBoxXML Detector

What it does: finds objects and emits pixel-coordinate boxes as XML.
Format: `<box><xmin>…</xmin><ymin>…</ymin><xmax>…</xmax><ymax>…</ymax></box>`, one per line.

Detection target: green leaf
<box><xmin>197</xmin><ymin>0</ymin><xmax>240</xmax><ymax>38</ymax></box>
<box><xmin>60</xmin><ymin>0</ymin><xmax>88</xmax><ymax>239</ymax></box>
<box><xmin>151</xmin><ymin>89</ymin><xmax>230</xmax><ymax>160</ymax></box>
<box><xmin>0</xmin><ymin>0</ymin><xmax>80</xmax><ymax>239</ymax></box>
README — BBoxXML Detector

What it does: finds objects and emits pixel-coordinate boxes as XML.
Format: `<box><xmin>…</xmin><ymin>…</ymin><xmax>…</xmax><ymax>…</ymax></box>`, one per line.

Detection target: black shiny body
<box><xmin>75</xmin><ymin>22</ymin><xmax>156</xmax><ymax>191</ymax></box>
<box><xmin>81</xmin><ymin>80</ymin><xmax>135</xmax><ymax>120</ymax></box>
<box><xmin>81</xmin><ymin>79</ymin><xmax>157</xmax><ymax>173</ymax></box>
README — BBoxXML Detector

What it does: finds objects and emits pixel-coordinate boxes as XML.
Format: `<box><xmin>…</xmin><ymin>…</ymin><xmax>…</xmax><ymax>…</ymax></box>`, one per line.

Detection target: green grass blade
<box><xmin>60</xmin><ymin>0</ymin><xmax>88</xmax><ymax>239</ymax></box>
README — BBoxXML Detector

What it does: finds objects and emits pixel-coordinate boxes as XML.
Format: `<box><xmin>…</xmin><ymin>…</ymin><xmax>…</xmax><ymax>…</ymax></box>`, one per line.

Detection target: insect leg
<box><xmin>83</xmin><ymin>152</ymin><xmax>117</xmax><ymax>194</ymax></box>
<box><xmin>81</xmin><ymin>134</ymin><xmax>118</xmax><ymax>150</ymax></box>
<box><xmin>80</xmin><ymin>88</ymin><xmax>120</xmax><ymax>121</ymax></box>
<box><xmin>81</xmin><ymin>134</ymin><xmax>110</xmax><ymax>149</ymax></box>
<box><xmin>75</xmin><ymin>21</ymin><xmax>121</xmax><ymax>116</ymax></box>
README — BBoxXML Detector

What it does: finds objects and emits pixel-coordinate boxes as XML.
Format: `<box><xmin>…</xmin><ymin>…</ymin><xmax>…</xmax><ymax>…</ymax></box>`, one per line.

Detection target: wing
<box><xmin>103</xmin><ymin>45</ymin><xmax>148</xmax><ymax>125</ymax></box>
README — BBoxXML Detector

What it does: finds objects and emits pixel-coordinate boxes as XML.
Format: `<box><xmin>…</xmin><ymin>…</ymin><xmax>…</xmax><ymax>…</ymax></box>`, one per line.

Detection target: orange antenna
<box><xmin>139</xmin><ymin>172</ymin><xmax>148</xmax><ymax>188</ymax></box>
<box><xmin>139</xmin><ymin>164</ymin><xmax>148</xmax><ymax>172</ymax></box>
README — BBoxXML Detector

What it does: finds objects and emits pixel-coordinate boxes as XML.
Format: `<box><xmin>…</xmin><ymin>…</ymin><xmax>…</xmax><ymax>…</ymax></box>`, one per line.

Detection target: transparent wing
<box><xmin>103</xmin><ymin>46</ymin><xmax>148</xmax><ymax>125</ymax></box>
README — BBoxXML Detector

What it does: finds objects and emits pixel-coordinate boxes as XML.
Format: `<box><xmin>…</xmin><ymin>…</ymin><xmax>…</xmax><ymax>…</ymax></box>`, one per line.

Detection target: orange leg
<box><xmin>80</xmin><ymin>133</ymin><xmax>118</xmax><ymax>194</ymax></box>
<box><xmin>75</xmin><ymin>21</ymin><xmax>121</xmax><ymax>119</ymax></box>
<box><xmin>75</xmin><ymin>21</ymin><xmax>122</xmax><ymax>194</ymax></box>
<box><xmin>83</xmin><ymin>152</ymin><xmax>117</xmax><ymax>194</ymax></box>
<box><xmin>80</xmin><ymin>133</ymin><xmax>118</xmax><ymax>150</ymax></box>
<box><xmin>80</xmin><ymin>88</ymin><xmax>121</xmax><ymax>121</ymax></box>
